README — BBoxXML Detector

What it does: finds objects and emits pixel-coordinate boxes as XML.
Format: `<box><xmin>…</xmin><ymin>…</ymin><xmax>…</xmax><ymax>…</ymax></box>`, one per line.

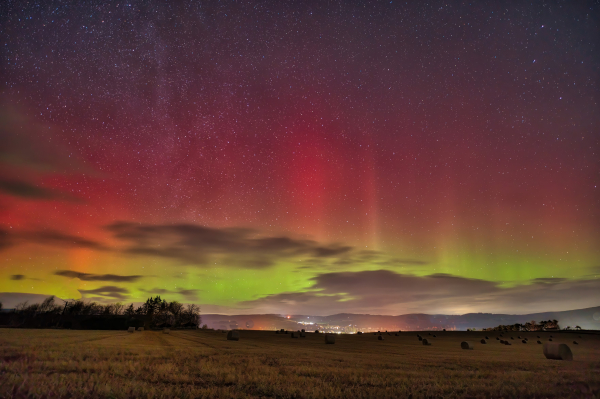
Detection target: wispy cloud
<box><xmin>0</xmin><ymin>179</ymin><xmax>82</xmax><ymax>202</ymax></box>
<box><xmin>0</xmin><ymin>229</ymin><xmax>106</xmax><ymax>252</ymax></box>
<box><xmin>140</xmin><ymin>287</ymin><xmax>201</xmax><ymax>301</ymax></box>
<box><xmin>106</xmin><ymin>222</ymin><xmax>354</xmax><ymax>268</ymax></box>
<box><xmin>54</xmin><ymin>270</ymin><xmax>142</xmax><ymax>283</ymax></box>
<box><xmin>239</xmin><ymin>270</ymin><xmax>600</xmax><ymax>315</ymax></box>
<box><xmin>78</xmin><ymin>285</ymin><xmax>129</xmax><ymax>300</ymax></box>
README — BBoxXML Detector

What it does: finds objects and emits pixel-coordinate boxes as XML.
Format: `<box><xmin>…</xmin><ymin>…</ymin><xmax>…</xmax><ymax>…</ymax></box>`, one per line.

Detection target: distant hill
<box><xmin>200</xmin><ymin>306</ymin><xmax>600</xmax><ymax>331</ymax></box>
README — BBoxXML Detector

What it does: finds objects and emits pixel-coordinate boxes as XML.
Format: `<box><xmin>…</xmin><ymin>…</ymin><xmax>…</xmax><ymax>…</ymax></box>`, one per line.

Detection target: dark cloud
<box><xmin>106</xmin><ymin>222</ymin><xmax>356</xmax><ymax>268</ymax></box>
<box><xmin>9</xmin><ymin>274</ymin><xmax>25</xmax><ymax>280</ymax></box>
<box><xmin>0</xmin><ymin>179</ymin><xmax>81</xmax><ymax>202</ymax></box>
<box><xmin>54</xmin><ymin>270</ymin><xmax>142</xmax><ymax>282</ymax></box>
<box><xmin>21</xmin><ymin>231</ymin><xmax>107</xmax><ymax>251</ymax></box>
<box><xmin>239</xmin><ymin>270</ymin><xmax>600</xmax><ymax>316</ymax></box>
<box><xmin>78</xmin><ymin>285</ymin><xmax>129</xmax><ymax>300</ymax></box>
<box><xmin>0</xmin><ymin>229</ymin><xmax>107</xmax><ymax>252</ymax></box>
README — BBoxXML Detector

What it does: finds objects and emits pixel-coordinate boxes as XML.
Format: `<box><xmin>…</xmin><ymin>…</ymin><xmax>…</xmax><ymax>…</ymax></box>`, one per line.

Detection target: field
<box><xmin>1</xmin><ymin>329</ymin><xmax>599</xmax><ymax>398</ymax></box>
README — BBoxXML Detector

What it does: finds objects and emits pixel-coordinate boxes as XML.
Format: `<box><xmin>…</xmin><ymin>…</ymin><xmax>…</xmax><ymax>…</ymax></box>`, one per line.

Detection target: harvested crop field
<box><xmin>1</xmin><ymin>329</ymin><xmax>599</xmax><ymax>398</ymax></box>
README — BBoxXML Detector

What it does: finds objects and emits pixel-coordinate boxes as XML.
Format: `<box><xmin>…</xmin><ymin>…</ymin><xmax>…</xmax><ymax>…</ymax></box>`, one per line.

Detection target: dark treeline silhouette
<box><xmin>0</xmin><ymin>296</ymin><xmax>201</xmax><ymax>330</ymax></box>
<box><xmin>483</xmin><ymin>319</ymin><xmax>561</xmax><ymax>332</ymax></box>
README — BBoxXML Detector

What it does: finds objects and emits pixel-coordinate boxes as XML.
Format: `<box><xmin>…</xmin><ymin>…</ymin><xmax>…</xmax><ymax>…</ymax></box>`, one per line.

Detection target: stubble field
<box><xmin>1</xmin><ymin>329</ymin><xmax>599</xmax><ymax>398</ymax></box>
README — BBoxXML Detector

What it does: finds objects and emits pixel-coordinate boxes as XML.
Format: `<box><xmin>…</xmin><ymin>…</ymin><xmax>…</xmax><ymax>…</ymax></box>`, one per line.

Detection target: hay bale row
<box><xmin>543</xmin><ymin>343</ymin><xmax>572</xmax><ymax>361</ymax></box>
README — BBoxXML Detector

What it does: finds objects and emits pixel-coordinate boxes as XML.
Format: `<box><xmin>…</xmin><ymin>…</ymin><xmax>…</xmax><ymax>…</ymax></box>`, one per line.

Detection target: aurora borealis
<box><xmin>1</xmin><ymin>1</ymin><xmax>598</xmax><ymax>316</ymax></box>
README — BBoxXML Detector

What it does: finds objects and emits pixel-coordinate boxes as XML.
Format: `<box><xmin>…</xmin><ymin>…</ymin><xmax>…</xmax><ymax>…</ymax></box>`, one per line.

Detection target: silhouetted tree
<box><xmin>113</xmin><ymin>302</ymin><xmax>124</xmax><ymax>316</ymax></box>
<box><xmin>124</xmin><ymin>303</ymin><xmax>135</xmax><ymax>316</ymax></box>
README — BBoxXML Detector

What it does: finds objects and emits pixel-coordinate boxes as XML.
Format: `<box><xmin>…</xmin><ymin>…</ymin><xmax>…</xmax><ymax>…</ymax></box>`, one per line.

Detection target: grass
<box><xmin>0</xmin><ymin>329</ymin><xmax>599</xmax><ymax>398</ymax></box>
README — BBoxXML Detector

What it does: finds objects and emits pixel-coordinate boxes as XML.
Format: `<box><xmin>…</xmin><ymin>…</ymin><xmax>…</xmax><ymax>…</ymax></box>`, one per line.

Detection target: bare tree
<box><xmin>113</xmin><ymin>302</ymin><xmax>124</xmax><ymax>315</ymax></box>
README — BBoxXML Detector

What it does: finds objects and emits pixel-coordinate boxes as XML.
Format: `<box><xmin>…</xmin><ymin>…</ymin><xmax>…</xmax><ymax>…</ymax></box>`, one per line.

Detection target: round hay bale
<box><xmin>500</xmin><ymin>340</ymin><xmax>505</xmax><ymax>344</ymax></box>
<box><xmin>549</xmin><ymin>338</ymin><xmax>553</xmax><ymax>341</ymax></box>
<box><xmin>137</xmin><ymin>327</ymin><xmax>144</xmax><ymax>332</ymax></box>
<box><xmin>314</xmin><ymin>330</ymin><xmax>319</xmax><ymax>334</ymax></box>
<box><xmin>433</xmin><ymin>334</ymin><xmax>437</xmax><ymax>337</ymax></box>
<box><xmin>428</xmin><ymin>333</ymin><xmax>431</xmax><ymax>336</ymax></box>
<box><xmin>163</xmin><ymin>328</ymin><xmax>170</xmax><ymax>334</ymax></box>
<box><xmin>127</xmin><ymin>327</ymin><xmax>135</xmax><ymax>333</ymax></box>
<box><xmin>543</xmin><ymin>342</ymin><xmax>573</xmax><ymax>361</ymax></box>
<box><xmin>395</xmin><ymin>333</ymin><xmax>399</xmax><ymax>336</ymax></box>
<box><xmin>496</xmin><ymin>337</ymin><xmax>500</xmax><ymax>340</ymax></box>
<box><xmin>227</xmin><ymin>330</ymin><xmax>240</xmax><ymax>341</ymax></box>
<box><xmin>422</xmin><ymin>338</ymin><xmax>431</xmax><ymax>346</ymax></box>
<box><xmin>357</xmin><ymin>331</ymin><xmax>363</xmax><ymax>335</ymax></box>
<box><xmin>324</xmin><ymin>334</ymin><xmax>335</xmax><ymax>344</ymax></box>
<box><xmin>537</xmin><ymin>340</ymin><xmax>542</xmax><ymax>344</ymax></box>
<box><xmin>504</xmin><ymin>341</ymin><xmax>512</xmax><ymax>346</ymax></box>
<box><xmin>518</xmin><ymin>336</ymin><xmax>521</xmax><ymax>339</ymax></box>
<box><xmin>573</xmin><ymin>340</ymin><xmax>578</xmax><ymax>345</ymax></box>
<box><xmin>522</xmin><ymin>339</ymin><xmax>527</xmax><ymax>344</ymax></box>
<box><xmin>291</xmin><ymin>332</ymin><xmax>298</xmax><ymax>338</ymax></box>
<box><xmin>378</xmin><ymin>335</ymin><xmax>384</xmax><ymax>341</ymax></box>
<box><xmin>461</xmin><ymin>341</ymin><xmax>474</xmax><ymax>350</ymax></box>
<box><xmin>480</xmin><ymin>339</ymin><xmax>487</xmax><ymax>344</ymax></box>
<box><xmin>510</xmin><ymin>337</ymin><xmax>514</xmax><ymax>340</ymax></box>
<box><xmin>485</xmin><ymin>336</ymin><xmax>489</xmax><ymax>340</ymax></box>
<box><xmin>550</xmin><ymin>335</ymin><xmax>553</xmax><ymax>338</ymax></box>
<box><xmin>418</xmin><ymin>336</ymin><xmax>423</xmax><ymax>341</ymax></box>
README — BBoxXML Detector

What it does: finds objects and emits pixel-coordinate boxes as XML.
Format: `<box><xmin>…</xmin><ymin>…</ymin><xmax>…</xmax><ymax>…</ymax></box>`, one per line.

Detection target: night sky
<box><xmin>1</xmin><ymin>1</ymin><xmax>599</xmax><ymax>315</ymax></box>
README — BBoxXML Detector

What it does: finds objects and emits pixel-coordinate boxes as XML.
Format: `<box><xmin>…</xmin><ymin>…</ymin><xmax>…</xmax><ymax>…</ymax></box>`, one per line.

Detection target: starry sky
<box><xmin>1</xmin><ymin>0</ymin><xmax>599</xmax><ymax>315</ymax></box>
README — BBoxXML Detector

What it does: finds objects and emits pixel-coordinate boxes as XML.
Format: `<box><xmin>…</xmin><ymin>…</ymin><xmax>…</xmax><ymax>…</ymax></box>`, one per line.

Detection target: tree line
<box><xmin>482</xmin><ymin>319</ymin><xmax>581</xmax><ymax>332</ymax></box>
<box><xmin>0</xmin><ymin>296</ymin><xmax>202</xmax><ymax>329</ymax></box>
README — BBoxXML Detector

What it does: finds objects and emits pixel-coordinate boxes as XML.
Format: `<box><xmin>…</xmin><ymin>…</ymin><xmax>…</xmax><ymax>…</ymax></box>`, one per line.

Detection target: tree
<box><xmin>125</xmin><ymin>303</ymin><xmax>135</xmax><ymax>317</ymax></box>
<box><xmin>113</xmin><ymin>302</ymin><xmax>124</xmax><ymax>316</ymax></box>
<box><xmin>575</xmin><ymin>325</ymin><xmax>582</xmax><ymax>331</ymax></box>
<box><xmin>0</xmin><ymin>301</ymin><xmax>3</xmax><ymax>312</ymax></box>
